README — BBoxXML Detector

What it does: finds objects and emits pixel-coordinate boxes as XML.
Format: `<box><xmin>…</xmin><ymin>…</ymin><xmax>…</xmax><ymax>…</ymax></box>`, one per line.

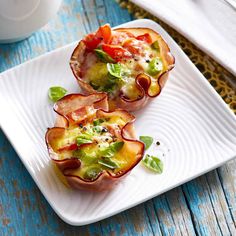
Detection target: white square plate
<box><xmin>0</xmin><ymin>19</ymin><xmax>235</xmax><ymax>226</ymax></box>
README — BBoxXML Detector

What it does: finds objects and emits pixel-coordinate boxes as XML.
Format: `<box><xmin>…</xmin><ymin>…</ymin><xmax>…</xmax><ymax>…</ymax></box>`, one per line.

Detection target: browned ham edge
<box><xmin>45</xmin><ymin>93</ymin><xmax>144</xmax><ymax>191</ymax></box>
<box><xmin>70</xmin><ymin>27</ymin><xmax>175</xmax><ymax>112</ymax></box>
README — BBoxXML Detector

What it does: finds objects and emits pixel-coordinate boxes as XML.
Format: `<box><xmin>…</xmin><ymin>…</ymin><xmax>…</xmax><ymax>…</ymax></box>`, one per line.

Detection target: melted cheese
<box><xmin>54</xmin><ymin>115</ymin><xmax>135</xmax><ymax>179</ymax></box>
<box><xmin>85</xmin><ymin>62</ymin><xmax>108</xmax><ymax>86</ymax></box>
<box><xmin>83</xmin><ymin>39</ymin><xmax>166</xmax><ymax>100</ymax></box>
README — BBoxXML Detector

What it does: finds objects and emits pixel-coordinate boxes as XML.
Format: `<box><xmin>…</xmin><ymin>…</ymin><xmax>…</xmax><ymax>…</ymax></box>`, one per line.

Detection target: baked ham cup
<box><xmin>45</xmin><ymin>93</ymin><xmax>144</xmax><ymax>191</ymax></box>
<box><xmin>70</xmin><ymin>24</ymin><xmax>175</xmax><ymax>111</ymax></box>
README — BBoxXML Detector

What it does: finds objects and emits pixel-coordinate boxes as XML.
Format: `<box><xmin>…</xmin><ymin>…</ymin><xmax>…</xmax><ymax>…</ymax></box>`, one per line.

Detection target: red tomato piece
<box><xmin>83</xmin><ymin>33</ymin><xmax>102</xmax><ymax>51</ymax></box>
<box><xmin>111</xmin><ymin>31</ymin><xmax>135</xmax><ymax>45</ymax></box>
<box><xmin>136</xmin><ymin>33</ymin><xmax>152</xmax><ymax>44</ymax></box>
<box><xmin>96</xmin><ymin>24</ymin><xmax>112</xmax><ymax>44</ymax></box>
<box><xmin>102</xmin><ymin>44</ymin><xmax>132</xmax><ymax>61</ymax></box>
<box><xmin>58</xmin><ymin>143</ymin><xmax>78</xmax><ymax>152</ymax></box>
<box><xmin>122</xmin><ymin>38</ymin><xmax>142</xmax><ymax>55</ymax></box>
<box><xmin>124</xmin><ymin>31</ymin><xmax>135</xmax><ymax>38</ymax></box>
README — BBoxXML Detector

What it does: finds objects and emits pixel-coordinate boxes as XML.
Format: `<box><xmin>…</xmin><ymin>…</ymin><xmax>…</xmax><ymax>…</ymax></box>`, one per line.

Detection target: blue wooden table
<box><xmin>0</xmin><ymin>1</ymin><xmax>235</xmax><ymax>235</ymax></box>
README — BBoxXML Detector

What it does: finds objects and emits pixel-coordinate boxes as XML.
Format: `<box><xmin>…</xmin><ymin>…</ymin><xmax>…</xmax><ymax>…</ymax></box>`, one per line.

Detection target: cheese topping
<box><xmin>52</xmin><ymin>113</ymin><xmax>134</xmax><ymax>180</ymax></box>
<box><xmin>81</xmin><ymin>31</ymin><xmax>167</xmax><ymax>100</ymax></box>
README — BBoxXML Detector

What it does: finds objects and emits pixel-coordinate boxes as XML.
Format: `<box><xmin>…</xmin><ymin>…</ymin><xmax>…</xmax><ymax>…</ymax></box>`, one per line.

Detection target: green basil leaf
<box><xmin>139</xmin><ymin>136</ymin><xmax>153</xmax><ymax>150</ymax></box>
<box><xmin>76</xmin><ymin>134</ymin><xmax>92</xmax><ymax>146</ymax></box>
<box><xmin>110</xmin><ymin>141</ymin><xmax>124</xmax><ymax>152</ymax></box>
<box><xmin>91</xmin><ymin>80</ymin><xmax>116</xmax><ymax>94</ymax></box>
<box><xmin>93</xmin><ymin>119</ymin><xmax>105</xmax><ymax>126</ymax></box>
<box><xmin>72</xmin><ymin>149</ymin><xmax>86</xmax><ymax>158</ymax></box>
<box><xmin>102</xmin><ymin>82</ymin><xmax>116</xmax><ymax>93</ymax></box>
<box><xmin>142</xmin><ymin>154</ymin><xmax>163</xmax><ymax>173</ymax></box>
<box><xmin>73</xmin><ymin>149</ymin><xmax>98</xmax><ymax>165</ymax></box>
<box><xmin>98</xmin><ymin>158</ymin><xmax>119</xmax><ymax>169</ymax></box>
<box><xmin>92</xmin><ymin>126</ymin><xmax>102</xmax><ymax>133</ymax></box>
<box><xmin>148</xmin><ymin>58</ymin><xmax>163</xmax><ymax>76</ymax></box>
<box><xmin>89</xmin><ymin>81</ymin><xmax>100</xmax><ymax>90</ymax></box>
<box><xmin>78</xmin><ymin>133</ymin><xmax>92</xmax><ymax>140</ymax></box>
<box><xmin>94</xmin><ymin>49</ymin><xmax>115</xmax><ymax>63</ymax></box>
<box><xmin>83</xmin><ymin>166</ymin><xmax>103</xmax><ymax>180</ymax></box>
<box><xmin>48</xmin><ymin>86</ymin><xmax>67</xmax><ymax>102</ymax></box>
<box><xmin>99</xmin><ymin>141</ymin><xmax>124</xmax><ymax>158</ymax></box>
<box><xmin>76</xmin><ymin>138</ymin><xmax>92</xmax><ymax>146</ymax></box>
<box><xmin>107</xmin><ymin>63</ymin><xmax>122</xmax><ymax>79</ymax></box>
<box><xmin>151</xmin><ymin>40</ymin><xmax>160</xmax><ymax>51</ymax></box>
<box><xmin>99</xmin><ymin>148</ymin><xmax>114</xmax><ymax>158</ymax></box>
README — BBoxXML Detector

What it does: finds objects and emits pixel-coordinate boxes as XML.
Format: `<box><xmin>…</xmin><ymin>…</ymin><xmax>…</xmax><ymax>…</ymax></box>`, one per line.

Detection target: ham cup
<box><xmin>70</xmin><ymin>24</ymin><xmax>175</xmax><ymax>111</ymax></box>
<box><xmin>45</xmin><ymin>93</ymin><xmax>144</xmax><ymax>191</ymax></box>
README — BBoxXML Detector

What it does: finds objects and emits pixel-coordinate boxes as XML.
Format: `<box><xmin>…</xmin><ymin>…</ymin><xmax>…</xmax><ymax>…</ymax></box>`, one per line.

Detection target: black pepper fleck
<box><xmin>156</xmin><ymin>141</ymin><xmax>160</xmax><ymax>146</ymax></box>
<box><xmin>101</xmin><ymin>127</ymin><xmax>108</xmax><ymax>133</ymax></box>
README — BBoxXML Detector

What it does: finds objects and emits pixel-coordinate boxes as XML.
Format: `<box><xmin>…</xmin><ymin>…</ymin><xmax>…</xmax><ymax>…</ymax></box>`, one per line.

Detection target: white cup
<box><xmin>0</xmin><ymin>0</ymin><xmax>62</xmax><ymax>43</ymax></box>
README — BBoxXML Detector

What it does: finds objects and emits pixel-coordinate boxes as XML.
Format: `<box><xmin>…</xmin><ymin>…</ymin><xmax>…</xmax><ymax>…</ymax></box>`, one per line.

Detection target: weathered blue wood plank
<box><xmin>0</xmin><ymin>1</ymin><xmax>159</xmax><ymax>235</ymax></box>
<box><xmin>217</xmin><ymin>162</ymin><xmax>236</xmax><ymax>226</ymax></box>
<box><xmin>0</xmin><ymin>0</ymin><xmax>235</xmax><ymax>235</ymax></box>
<box><xmin>182</xmin><ymin>172</ymin><xmax>236</xmax><ymax>236</ymax></box>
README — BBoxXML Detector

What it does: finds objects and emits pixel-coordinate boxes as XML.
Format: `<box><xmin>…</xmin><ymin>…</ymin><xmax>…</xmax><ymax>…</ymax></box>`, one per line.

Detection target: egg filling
<box><xmin>50</xmin><ymin>114</ymin><xmax>136</xmax><ymax>180</ymax></box>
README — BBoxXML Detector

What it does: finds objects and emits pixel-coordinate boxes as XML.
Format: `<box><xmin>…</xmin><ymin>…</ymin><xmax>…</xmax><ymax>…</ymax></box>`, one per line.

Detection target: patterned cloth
<box><xmin>118</xmin><ymin>0</ymin><xmax>236</xmax><ymax>114</ymax></box>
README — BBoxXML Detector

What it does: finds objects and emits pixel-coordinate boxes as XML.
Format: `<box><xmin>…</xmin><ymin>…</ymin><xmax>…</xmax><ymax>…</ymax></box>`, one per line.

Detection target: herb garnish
<box><xmin>76</xmin><ymin>134</ymin><xmax>92</xmax><ymax>146</ymax></box>
<box><xmin>107</xmin><ymin>63</ymin><xmax>122</xmax><ymax>79</ymax></box>
<box><xmin>99</xmin><ymin>141</ymin><xmax>124</xmax><ymax>158</ymax></box>
<box><xmin>98</xmin><ymin>158</ymin><xmax>119</xmax><ymax>169</ymax></box>
<box><xmin>139</xmin><ymin>136</ymin><xmax>153</xmax><ymax>150</ymax></box>
<box><xmin>148</xmin><ymin>58</ymin><xmax>163</xmax><ymax>76</ymax></box>
<box><xmin>83</xmin><ymin>166</ymin><xmax>103</xmax><ymax>180</ymax></box>
<box><xmin>151</xmin><ymin>40</ymin><xmax>160</xmax><ymax>51</ymax></box>
<box><xmin>48</xmin><ymin>86</ymin><xmax>67</xmax><ymax>102</ymax></box>
<box><xmin>142</xmin><ymin>154</ymin><xmax>163</xmax><ymax>173</ymax></box>
<box><xmin>94</xmin><ymin>49</ymin><xmax>115</xmax><ymax>63</ymax></box>
<box><xmin>93</xmin><ymin>119</ymin><xmax>105</xmax><ymax>126</ymax></box>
